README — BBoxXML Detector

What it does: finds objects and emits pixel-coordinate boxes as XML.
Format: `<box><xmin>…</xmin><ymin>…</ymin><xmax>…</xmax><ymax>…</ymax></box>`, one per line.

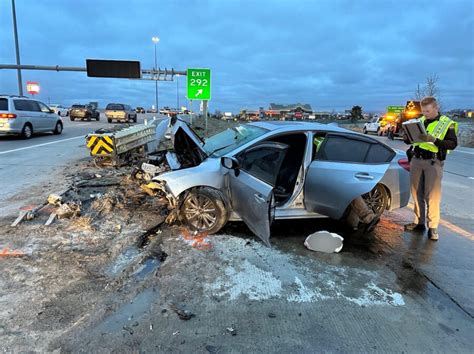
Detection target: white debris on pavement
<box><xmin>207</xmin><ymin>235</ymin><xmax>405</xmax><ymax>307</ymax></box>
<box><xmin>304</xmin><ymin>231</ymin><xmax>344</xmax><ymax>253</ymax></box>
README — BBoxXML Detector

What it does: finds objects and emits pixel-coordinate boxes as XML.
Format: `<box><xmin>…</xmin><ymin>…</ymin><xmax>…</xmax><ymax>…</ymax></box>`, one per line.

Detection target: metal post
<box><xmin>154</xmin><ymin>44</ymin><xmax>158</xmax><ymax>112</ymax></box>
<box><xmin>11</xmin><ymin>0</ymin><xmax>23</xmax><ymax>95</ymax></box>
<box><xmin>203</xmin><ymin>100</ymin><xmax>208</xmax><ymax>136</ymax></box>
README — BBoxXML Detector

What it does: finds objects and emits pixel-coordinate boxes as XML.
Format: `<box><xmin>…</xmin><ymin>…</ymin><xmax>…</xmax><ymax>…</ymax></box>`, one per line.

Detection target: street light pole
<box><xmin>11</xmin><ymin>0</ymin><xmax>23</xmax><ymax>96</ymax></box>
<box><xmin>152</xmin><ymin>36</ymin><xmax>160</xmax><ymax>112</ymax></box>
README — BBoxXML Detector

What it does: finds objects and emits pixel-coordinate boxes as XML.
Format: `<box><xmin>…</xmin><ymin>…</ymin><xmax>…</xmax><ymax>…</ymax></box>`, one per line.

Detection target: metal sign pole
<box><xmin>203</xmin><ymin>100</ymin><xmax>208</xmax><ymax>137</ymax></box>
<box><xmin>11</xmin><ymin>0</ymin><xmax>23</xmax><ymax>95</ymax></box>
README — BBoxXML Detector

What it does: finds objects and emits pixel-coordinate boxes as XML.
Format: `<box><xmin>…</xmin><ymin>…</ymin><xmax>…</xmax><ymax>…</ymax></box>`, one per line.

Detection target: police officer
<box><xmin>403</xmin><ymin>96</ymin><xmax>458</xmax><ymax>240</ymax></box>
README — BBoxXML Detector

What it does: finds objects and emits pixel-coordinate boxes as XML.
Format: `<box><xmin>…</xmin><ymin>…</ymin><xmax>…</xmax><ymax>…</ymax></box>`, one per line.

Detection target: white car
<box><xmin>49</xmin><ymin>104</ymin><xmax>69</xmax><ymax>117</ymax></box>
<box><xmin>363</xmin><ymin>116</ymin><xmax>382</xmax><ymax>135</ymax></box>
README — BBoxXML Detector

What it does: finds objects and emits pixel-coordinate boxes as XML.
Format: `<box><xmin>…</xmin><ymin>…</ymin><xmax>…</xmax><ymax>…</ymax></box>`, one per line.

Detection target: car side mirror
<box><xmin>49</xmin><ymin>109</ymin><xmax>55</xmax><ymax>114</ymax></box>
<box><xmin>221</xmin><ymin>157</ymin><xmax>241</xmax><ymax>176</ymax></box>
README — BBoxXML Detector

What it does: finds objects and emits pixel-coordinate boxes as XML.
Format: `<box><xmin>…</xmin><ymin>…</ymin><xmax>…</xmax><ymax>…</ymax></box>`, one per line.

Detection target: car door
<box><xmin>304</xmin><ymin>133</ymin><xmax>393</xmax><ymax>219</ymax></box>
<box><xmin>37</xmin><ymin>101</ymin><xmax>56</xmax><ymax>130</ymax></box>
<box><xmin>24</xmin><ymin>100</ymin><xmax>44</xmax><ymax>131</ymax></box>
<box><xmin>226</xmin><ymin>142</ymin><xmax>288</xmax><ymax>246</ymax></box>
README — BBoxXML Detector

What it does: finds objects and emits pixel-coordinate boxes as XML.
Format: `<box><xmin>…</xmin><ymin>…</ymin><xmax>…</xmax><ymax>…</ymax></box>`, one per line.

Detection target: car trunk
<box><xmin>106</xmin><ymin>110</ymin><xmax>126</xmax><ymax>119</ymax></box>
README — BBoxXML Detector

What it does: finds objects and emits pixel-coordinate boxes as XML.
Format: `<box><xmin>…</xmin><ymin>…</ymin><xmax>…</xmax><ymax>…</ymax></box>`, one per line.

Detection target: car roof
<box><xmin>248</xmin><ymin>120</ymin><xmax>350</xmax><ymax>133</ymax></box>
<box><xmin>0</xmin><ymin>95</ymin><xmax>29</xmax><ymax>99</ymax></box>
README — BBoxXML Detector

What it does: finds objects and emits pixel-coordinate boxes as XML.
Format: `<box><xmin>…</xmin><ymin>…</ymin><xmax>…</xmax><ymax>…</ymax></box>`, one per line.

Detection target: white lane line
<box><xmin>0</xmin><ymin>136</ymin><xmax>84</xmax><ymax>155</ymax></box>
<box><xmin>455</xmin><ymin>148</ymin><xmax>474</xmax><ymax>155</ymax></box>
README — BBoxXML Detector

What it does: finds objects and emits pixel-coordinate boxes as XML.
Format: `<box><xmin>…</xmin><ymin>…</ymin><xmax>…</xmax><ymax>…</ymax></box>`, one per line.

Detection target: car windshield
<box><xmin>202</xmin><ymin>125</ymin><xmax>269</xmax><ymax>157</ymax></box>
<box><xmin>72</xmin><ymin>105</ymin><xmax>85</xmax><ymax>108</ymax></box>
<box><xmin>107</xmin><ymin>104</ymin><xmax>124</xmax><ymax>110</ymax></box>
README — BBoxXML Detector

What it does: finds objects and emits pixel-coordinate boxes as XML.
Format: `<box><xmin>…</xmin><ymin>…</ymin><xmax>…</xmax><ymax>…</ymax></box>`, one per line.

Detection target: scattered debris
<box><xmin>47</xmin><ymin>194</ymin><xmax>62</xmax><ymax>205</ymax></box>
<box><xmin>56</xmin><ymin>201</ymin><xmax>81</xmax><ymax>219</ymax></box>
<box><xmin>180</xmin><ymin>228</ymin><xmax>212</xmax><ymax>250</ymax></box>
<box><xmin>173</xmin><ymin>330</ymin><xmax>180</xmax><ymax>336</ymax></box>
<box><xmin>226</xmin><ymin>327</ymin><xmax>237</xmax><ymax>336</ymax></box>
<box><xmin>304</xmin><ymin>231</ymin><xmax>344</xmax><ymax>253</ymax></box>
<box><xmin>169</xmin><ymin>303</ymin><xmax>195</xmax><ymax>321</ymax></box>
<box><xmin>268</xmin><ymin>313</ymin><xmax>277</xmax><ymax>318</ymax></box>
<box><xmin>0</xmin><ymin>247</ymin><xmax>26</xmax><ymax>257</ymax></box>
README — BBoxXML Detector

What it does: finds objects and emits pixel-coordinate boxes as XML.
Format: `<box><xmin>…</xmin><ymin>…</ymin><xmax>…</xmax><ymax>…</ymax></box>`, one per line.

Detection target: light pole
<box><xmin>152</xmin><ymin>36</ymin><xmax>159</xmax><ymax>112</ymax></box>
<box><xmin>11</xmin><ymin>0</ymin><xmax>23</xmax><ymax>95</ymax></box>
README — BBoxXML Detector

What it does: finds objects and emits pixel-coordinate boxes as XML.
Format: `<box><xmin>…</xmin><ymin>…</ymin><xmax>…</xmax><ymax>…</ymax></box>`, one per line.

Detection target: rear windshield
<box><xmin>0</xmin><ymin>98</ymin><xmax>8</xmax><ymax>111</ymax></box>
<box><xmin>71</xmin><ymin>105</ymin><xmax>85</xmax><ymax>108</ymax></box>
<box><xmin>106</xmin><ymin>104</ymin><xmax>124</xmax><ymax>110</ymax></box>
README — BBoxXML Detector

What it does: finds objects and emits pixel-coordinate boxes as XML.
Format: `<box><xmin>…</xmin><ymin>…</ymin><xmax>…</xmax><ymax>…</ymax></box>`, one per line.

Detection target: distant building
<box><xmin>269</xmin><ymin>103</ymin><xmax>313</xmax><ymax>114</ymax></box>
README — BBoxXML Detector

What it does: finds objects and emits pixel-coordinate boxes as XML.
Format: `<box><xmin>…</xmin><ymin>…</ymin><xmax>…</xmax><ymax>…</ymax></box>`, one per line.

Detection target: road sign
<box><xmin>26</xmin><ymin>81</ymin><xmax>40</xmax><ymax>95</ymax></box>
<box><xmin>387</xmin><ymin>105</ymin><xmax>404</xmax><ymax>114</ymax></box>
<box><xmin>186</xmin><ymin>68</ymin><xmax>211</xmax><ymax>100</ymax></box>
<box><xmin>86</xmin><ymin>59</ymin><xmax>141</xmax><ymax>79</ymax></box>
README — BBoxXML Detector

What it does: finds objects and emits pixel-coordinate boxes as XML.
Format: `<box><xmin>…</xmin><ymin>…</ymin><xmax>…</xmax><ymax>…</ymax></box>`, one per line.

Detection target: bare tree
<box><xmin>425</xmin><ymin>74</ymin><xmax>439</xmax><ymax>97</ymax></box>
<box><xmin>414</xmin><ymin>83</ymin><xmax>424</xmax><ymax>100</ymax></box>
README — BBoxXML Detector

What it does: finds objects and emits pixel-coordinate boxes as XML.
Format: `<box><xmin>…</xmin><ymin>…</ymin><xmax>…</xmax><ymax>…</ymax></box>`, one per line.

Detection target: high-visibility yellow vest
<box><xmin>413</xmin><ymin>115</ymin><xmax>458</xmax><ymax>153</ymax></box>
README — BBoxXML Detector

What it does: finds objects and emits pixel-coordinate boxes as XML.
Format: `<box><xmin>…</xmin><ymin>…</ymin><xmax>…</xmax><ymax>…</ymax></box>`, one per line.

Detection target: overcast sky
<box><xmin>1</xmin><ymin>0</ymin><xmax>473</xmax><ymax>113</ymax></box>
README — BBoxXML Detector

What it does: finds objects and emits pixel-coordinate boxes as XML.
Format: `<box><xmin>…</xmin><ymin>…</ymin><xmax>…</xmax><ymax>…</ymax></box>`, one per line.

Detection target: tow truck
<box><xmin>381</xmin><ymin>101</ymin><xmax>422</xmax><ymax>139</ymax></box>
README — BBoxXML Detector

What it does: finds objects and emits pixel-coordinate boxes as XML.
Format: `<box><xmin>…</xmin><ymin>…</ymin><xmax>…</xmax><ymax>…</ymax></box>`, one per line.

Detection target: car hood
<box><xmin>155</xmin><ymin>117</ymin><xmax>207</xmax><ymax>169</ymax></box>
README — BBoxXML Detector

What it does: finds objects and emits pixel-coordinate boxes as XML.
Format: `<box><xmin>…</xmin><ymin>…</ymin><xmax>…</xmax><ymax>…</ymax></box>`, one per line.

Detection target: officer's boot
<box><xmin>428</xmin><ymin>228</ymin><xmax>439</xmax><ymax>241</ymax></box>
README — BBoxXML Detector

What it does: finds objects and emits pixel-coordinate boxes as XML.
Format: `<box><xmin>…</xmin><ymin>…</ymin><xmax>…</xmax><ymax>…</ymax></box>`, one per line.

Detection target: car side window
<box><xmin>28</xmin><ymin>101</ymin><xmax>41</xmax><ymax>112</ymax></box>
<box><xmin>13</xmin><ymin>99</ymin><xmax>30</xmax><ymax>111</ymax></box>
<box><xmin>318</xmin><ymin>136</ymin><xmax>370</xmax><ymax>163</ymax></box>
<box><xmin>365</xmin><ymin>143</ymin><xmax>395</xmax><ymax>163</ymax></box>
<box><xmin>37</xmin><ymin>102</ymin><xmax>51</xmax><ymax>113</ymax></box>
<box><xmin>317</xmin><ymin>135</ymin><xmax>394</xmax><ymax>164</ymax></box>
<box><xmin>238</xmin><ymin>146</ymin><xmax>286</xmax><ymax>185</ymax></box>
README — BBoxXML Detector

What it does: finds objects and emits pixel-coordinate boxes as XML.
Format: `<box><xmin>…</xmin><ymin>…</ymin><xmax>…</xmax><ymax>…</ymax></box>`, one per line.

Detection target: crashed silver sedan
<box><xmin>140</xmin><ymin>119</ymin><xmax>410</xmax><ymax>245</ymax></box>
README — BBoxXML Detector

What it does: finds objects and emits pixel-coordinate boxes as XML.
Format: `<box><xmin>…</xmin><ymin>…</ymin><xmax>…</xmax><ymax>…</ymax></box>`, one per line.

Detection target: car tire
<box><xmin>134</xmin><ymin>115</ymin><xmax>137</xmax><ymax>123</ymax></box>
<box><xmin>363</xmin><ymin>127</ymin><xmax>367</xmax><ymax>134</ymax></box>
<box><xmin>362</xmin><ymin>184</ymin><xmax>389</xmax><ymax>219</ymax></box>
<box><xmin>21</xmin><ymin>124</ymin><xmax>33</xmax><ymax>139</ymax></box>
<box><xmin>53</xmin><ymin>121</ymin><xmax>63</xmax><ymax>135</ymax></box>
<box><xmin>70</xmin><ymin>117</ymin><xmax>75</xmax><ymax>121</ymax></box>
<box><xmin>180</xmin><ymin>187</ymin><xmax>228</xmax><ymax>234</ymax></box>
<box><xmin>96</xmin><ymin>114</ymin><xmax>100</xmax><ymax>121</ymax></box>
<box><xmin>107</xmin><ymin>118</ymin><xmax>112</xmax><ymax>123</ymax></box>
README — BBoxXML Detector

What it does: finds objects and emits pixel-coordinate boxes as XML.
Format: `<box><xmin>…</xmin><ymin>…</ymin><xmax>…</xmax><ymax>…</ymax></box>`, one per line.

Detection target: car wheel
<box><xmin>96</xmin><ymin>114</ymin><xmax>100</xmax><ymax>121</ymax></box>
<box><xmin>362</xmin><ymin>184</ymin><xmax>389</xmax><ymax>218</ymax></box>
<box><xmin>53</xmin><ymin>121</ymin><xmax>63</xmax><ymax>135</ymax></box>
<box><xmin>180</xmin><ymin>187</ymin><xmax>228</xmax><ymax>234</ymax></box>
<box><xmin>21</xmin><ymin>124</ymin><xmax>33</xmax><ymax>139</ymax></box>
<box><xmin>363</xmin><ymin>127</ymin><xmax>367</xmax><ymax>134</ymax></box>
<box><xmin>108</xmin><ymin>119</ymin><xmax>112</xmax><ymax>123</ymax></box>
<box><xmin>70</xmin><ymin>117</ymin><xmax>75</xmax><ymax>121</ymax></box>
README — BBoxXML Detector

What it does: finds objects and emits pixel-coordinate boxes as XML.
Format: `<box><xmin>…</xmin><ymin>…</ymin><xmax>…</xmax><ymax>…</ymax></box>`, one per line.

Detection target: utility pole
<box><xmin>11</xmin><ymin>0</ymin><xmax>23</xmax><ymax>95</ymax></box>
<box><xmin>176</xmin><ymin>74</ymin><xmax>180</xmax><ymax>110</ymax></box>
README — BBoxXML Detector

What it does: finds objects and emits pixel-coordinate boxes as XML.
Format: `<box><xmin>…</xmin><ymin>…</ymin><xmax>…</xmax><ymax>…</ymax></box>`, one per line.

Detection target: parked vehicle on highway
<box><xmin>105</xmin><ymin>103</ymin><xmax>137</xmax><ymax>123</ymax></box>
<box><xmin>49</xmin><ymin>104</ymin><xmax>69</xmax><ymax>117</ymax></box>
<box><xmin>136</xmin><ymin>107</ymin><xmax>145</xmax><ymax>114</ymax></box>
<box><xmin>362</xmin><ymin>116</ymin><xmax>383</xmax><ymax>135</ymax></box>
<box><xmin>0</xmin><ymin>95</ymin><xmax>63</xmax><ymax>139</ymax></box>
<box><xmin>141</xmin><ymin>120</ymin><xmax>410</xmax><ymax>245</ymax></box>
<box><xmin>69</xmin><ymin>104</ymin><xmax>100</xmax><ymax>121</ymax></box>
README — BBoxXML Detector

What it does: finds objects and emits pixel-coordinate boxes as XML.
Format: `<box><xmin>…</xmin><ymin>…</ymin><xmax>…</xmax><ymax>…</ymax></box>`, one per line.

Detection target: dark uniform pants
<box><xmin>410</xmin><ymin>157</ymin><xmax>444</xmax><ymax>229</ymax></box>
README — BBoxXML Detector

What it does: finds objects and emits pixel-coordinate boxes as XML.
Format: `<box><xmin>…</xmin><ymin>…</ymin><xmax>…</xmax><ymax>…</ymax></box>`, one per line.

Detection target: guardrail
<box><xmin>85</xmin><ymin>124</ymin><xmax>156</xmax><ymax>166</ymax></box>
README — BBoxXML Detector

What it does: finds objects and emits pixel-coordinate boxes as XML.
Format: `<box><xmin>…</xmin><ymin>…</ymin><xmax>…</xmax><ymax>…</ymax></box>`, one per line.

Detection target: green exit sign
<box><xmin>186</xmin><ymin>68</ymin><xmax>211</xmax><ymax>100</ymax></box>
<box><xmin>387</xmin><ymin>105</ymin><xmax>404</xmax><ymax>114</ymax></box>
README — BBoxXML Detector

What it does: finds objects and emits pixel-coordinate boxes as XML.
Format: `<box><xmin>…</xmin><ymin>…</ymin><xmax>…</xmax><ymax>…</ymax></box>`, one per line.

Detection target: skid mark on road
<box><xmin>0</xmin><ymin>136</ymin><xmax>84</xmax><ymax>155</ymax></box>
